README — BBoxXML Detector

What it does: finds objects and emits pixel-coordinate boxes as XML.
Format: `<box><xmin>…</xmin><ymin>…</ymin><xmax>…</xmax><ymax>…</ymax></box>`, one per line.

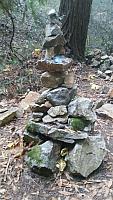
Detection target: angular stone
<box><xmin>18</xmin><ymin>91</ymin><xmax>40</xmax><ymax>112</ymax></box>
<box><xmin>48</xmin><ymin>105</ymin><xmax>67</xmax><ymax>117</ymax></box>
<box><xmin>48</xmin><ymin>128</ymin><xmax>88</xmax><ymax>144</ymax></box>
<box><xmin>32</xmin><ymin>112</ymin><xmax>44</xmax><ymax>119</ymax></box>
<box><xmin>46</xmin><ymin>87</ymin><xmax>77</xmax><ymax>106</ymax></box>
<box><xmin>96</xmin><ymin>103</ymin><xmax>113</xmax><ymax>119</ymax></box>
<box><xmin>30</xmin><ymin>101</ymin><xmax>52</xmax><ymax>113</ymax></box>
<box><xmin>26</xmin><ymin>141</ymin><xmax>60</xmax><ymax>176</ymax></box>
<box><xmin>66</xmin><ymin>135</ymin><xmax>106</xmax><ymax>177</ymax></box>
<box><xmin>43</xmin><ymin>34</ymin><xmax>65</xmax><ymax>49</ymax></box>
<box><xmin>26</xmin><ymin>121</ymin><xmax>51</xmax><ymax>135</ymax></box>
<box><xmin>36</xmin><ymin>89</ymin><xmax>50</xmax><ymax>105</ymax></box>
<box><xmin>42</xmin><ymin>114</ymin><xmax>68</xmax><ymax>124</ymax></box>
<box><xmin>91</xmin><ymin>59</ymin><xmax>100</xmax><ymax>68</ymax></box>
<box><xmin>0</xmin><ymin>107</ymin><xmax>18</xmax><ymax>126</ymax></box>
<box><xmin>24</xmin><ymin>131</ymin><xmax>40</xmax><ymax>144</ymax></box>
<box><xmin>68</xmin><ymin>97</ymin><xmax>97</xmax><ymax>122</ymax></box>
<box><xmin>101</xmin><ymin>55</ymin><xmax>109</xmax><ymax>60</ymax></box>
<box><xmin>40</xmin><ymin>72</ymin><xmax>64</xmax><ymax>88</ymax></box>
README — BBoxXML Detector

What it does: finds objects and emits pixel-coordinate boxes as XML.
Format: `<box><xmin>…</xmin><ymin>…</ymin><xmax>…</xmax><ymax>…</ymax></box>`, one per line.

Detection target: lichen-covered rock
<box><xmin>48</xmin><ymin>105</ymin><xmax>67</xmax><ymax>117</ymax></box>
<box><xmin>66</xmin><ymin>135</ymin><xmax>106</xmax><ymax>177</ymax></box>
<box><xmin>68</xmin><ymin>97</ymin><xmax>97</xmax><ymax>122</ymax></box>
<box><xmin>26</xmin><ymin>141</ymin><xmax>60</xmax><ymax>176</ymax></box>
<box><xmin>46</xmin><ymin>87</ymin><xmax>77</xmax><ymax>106</ymax></box>
<box><xmin>26</xmin><ymin>121</ymin><xmax>51</xmax><ymax>135</ymax></box>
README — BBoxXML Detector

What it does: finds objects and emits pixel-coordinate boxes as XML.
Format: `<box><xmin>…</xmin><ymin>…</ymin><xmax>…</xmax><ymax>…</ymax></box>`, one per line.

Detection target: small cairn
<box><xmin>24</xmin><ymin>10</ymin><xmax>106</xmax><ymax>178</ymax></box>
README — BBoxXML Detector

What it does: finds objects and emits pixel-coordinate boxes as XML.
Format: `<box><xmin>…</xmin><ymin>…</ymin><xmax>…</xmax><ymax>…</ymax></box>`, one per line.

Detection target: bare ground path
<box><xmin>0</xmin><ymin>65</ymin><xmax>113</xmax><ymax>200</ymax></box>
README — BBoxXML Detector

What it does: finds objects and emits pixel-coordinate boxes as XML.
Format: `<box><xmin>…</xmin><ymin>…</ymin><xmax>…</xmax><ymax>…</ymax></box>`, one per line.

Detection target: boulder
<box><xmin>66</xmin><ymin>135</ymin><xmax>106</xmax><ymax>177</ymax></box>
<box><xmin>96</xmin><ymin>103</ymin><xmax>113</xmax><ymax>119</ymax></box>
<box><xmin>40</xmin><ymin>71</ymin><xmax>64</xmax><ymax>88</ymax></box>
<box><xmin>26</xmin><ymin>141</ymin><xmax>60</xmax><ymax>176</ymax></box>
<box><xmin>68</xmin><ymin>97</ymin><xmax>97</xmax><ymax>122</ymax></box>
<box><xmin>46</xmin><ymin>87</ymin><xmax>77</xmax><ymax>106</ymax></box>
<box><xmin>0</xmin><ymin>107</ymin><xmax>18</xmax><ymax>126</ymax></box>
<box><xmin>48</xmin><ymin>105</ymin><xmax>67</xmax><ymax>117</ymax></box>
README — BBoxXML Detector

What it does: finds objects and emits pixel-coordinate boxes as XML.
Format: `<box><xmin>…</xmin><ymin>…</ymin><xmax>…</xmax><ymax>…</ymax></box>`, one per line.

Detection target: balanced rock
<box><xmin>26</xmin><ymin>141</ymin><xmax>60</xmax><ymax>176</ymax></box>
<box><xmin>46</xmin><ymin>87</ymin><xmax>77</xmax><ymax>106</ymax></box>
<box><xmin>66</xmin><ymin>135</ymin><xmax>106</xmax><ymax>177</ymax></box>
<box><xmin>41</xmin><ymin>72</ymin><xmax>64</xmax><ymax>88</ymax></box>
<box><xmin>68</xmin><ymin>97</ymin><xmax>97</xmax><ymax>122</ymax></box>
<box><xmin>48</xmin><ymin>105</ymin><xmax>67</xmax><ymax>117</ymax></box>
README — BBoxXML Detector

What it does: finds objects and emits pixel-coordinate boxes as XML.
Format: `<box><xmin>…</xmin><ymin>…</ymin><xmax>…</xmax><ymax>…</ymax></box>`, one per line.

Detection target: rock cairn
<box><xmin>24</xmin><ymin>10</ymin><xmax>106</xmax><ymax>178</ymax></box>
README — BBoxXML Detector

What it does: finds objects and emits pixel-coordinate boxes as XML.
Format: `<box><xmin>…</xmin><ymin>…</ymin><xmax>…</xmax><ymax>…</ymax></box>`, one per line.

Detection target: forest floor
<box><xmin>0</xmin><ymin>63</ymin><xmax>113</xmax><ymax>200</ymax></box>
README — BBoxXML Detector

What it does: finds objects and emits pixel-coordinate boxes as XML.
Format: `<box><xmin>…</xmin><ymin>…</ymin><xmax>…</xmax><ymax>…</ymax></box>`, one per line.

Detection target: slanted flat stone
<box><xmin>0</xmin><ymin>107</ymin><xmax>18</xmax><ymax>126</ymax></box>
<box><xmin>48</xmin><ymin>105</ymin><xmax>67</xmax><ymax>117</ymax></box>
<box><xmin>18</xmin><ymin>91</ymin><xmax>40</xmax><ymax>112</ymax></box>
<box><xmin>96</xmin><ymin>103</ymin><xmax>113</xmax><ymax>119</ymax></box>
<box><xmin>26</xmin><ymin>141</ymin><xmax>60</xmax><ymax>176</ymax></box>
<box><xmin>68</xmin><ymin>97</ymin><xmax>97</xmax><ymax>122</ymax></box>
<box><xmin>47</xmin><ymin>128</ymin><xmax>88</xmax><ymax>144</ymax></box>
<box><xmin>42</xmin><ymin>114</ymin><xmax>68</xmax><ymax>124</ymax></box>
<box><xmin>46</xmin><ymin>87</ymin><xmax>77</xmax><ymax>106</ymax></box>
<box><xmin>66</xmin><ymin>135</ymin><xmax>106</xmax><ymax>177</ymax></box>
<box><xmin>26</xmin><ymin>121</ymin><xmax>51</xmax><ymax>135</ymax></box>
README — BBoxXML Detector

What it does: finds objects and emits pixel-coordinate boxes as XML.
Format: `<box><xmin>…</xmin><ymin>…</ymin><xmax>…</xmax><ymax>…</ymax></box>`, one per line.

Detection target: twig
<box><xmin>4</xmin><ymin>157</ymin><xmax>11</xmax><ymax>182</ymax></box>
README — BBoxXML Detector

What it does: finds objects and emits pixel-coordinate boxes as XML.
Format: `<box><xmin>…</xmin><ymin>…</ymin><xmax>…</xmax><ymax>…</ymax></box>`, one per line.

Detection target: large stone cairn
<box><xmin>24</xmin><ymin>10</ymin><xmax>106</xmax><ymax>178</ymax></box>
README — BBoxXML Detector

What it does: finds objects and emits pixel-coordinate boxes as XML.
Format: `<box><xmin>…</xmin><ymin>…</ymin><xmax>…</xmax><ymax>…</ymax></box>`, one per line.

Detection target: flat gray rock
<box><xmin>48</xmin><ymin>128</ymin><xmax>88</xmax><ymax>144</ymax></box>
<box><xmin>68</xmin><ymin>97</ymin><xmax>97</xmax><ymax>122</ymax></box>
<box><xmin>42</xmin><ymin>114</ymin><xmax>68</xmax><ymax>124</ymax></box>
<box><xmin>48</xmin><ymin>105</ymin><xmax>67</xmax><ymax>117</ymax></box>
<box><xmin>66</xmin><ymin>135</ymin><xmax>106</xmax><ymax>177</ymax></box>
<box><xmin>0</xmin><ymin>107</ymin><xmax>18</xmax><ymax>126</ymax></box>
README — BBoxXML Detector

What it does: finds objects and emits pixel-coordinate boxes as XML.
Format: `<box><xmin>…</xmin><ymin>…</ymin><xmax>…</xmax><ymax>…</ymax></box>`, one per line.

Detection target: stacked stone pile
<box><xmin>24</xmin><ymin>10</ymin><xmax>106</xmax><ymax>178</ymax></box>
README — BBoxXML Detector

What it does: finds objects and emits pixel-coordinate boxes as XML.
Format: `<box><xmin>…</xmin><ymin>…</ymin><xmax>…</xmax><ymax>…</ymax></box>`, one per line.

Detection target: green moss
<box><xmin>70</xmin><ymin>117</ymin><xmax>90</xmax><ymax>131</ymax></box>
<box><xmin>26</xmin><ymin>121</ymin><xmax>35</xmax><ymax>133</ymax></box>
<box><xmin>27</xmin><ymin>144</ymin><xmax>42</xmax><ymax>166</ymax></box>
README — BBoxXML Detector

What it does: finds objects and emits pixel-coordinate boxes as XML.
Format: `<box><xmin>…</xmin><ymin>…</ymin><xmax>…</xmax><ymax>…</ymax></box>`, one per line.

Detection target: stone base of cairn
<box><xmin>24</xmin><ymin>56</ymin><xmax>106</xmax><ymax>178</ymax></box>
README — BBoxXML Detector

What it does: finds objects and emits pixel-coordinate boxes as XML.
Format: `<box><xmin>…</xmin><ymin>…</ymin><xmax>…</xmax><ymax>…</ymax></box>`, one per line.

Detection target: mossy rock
<box><xmin>70</xmin><ymin>117</ymin><xmax>90</xmax><ymax>131</ymax></box>
<box><xmin>27</xmin><ymin>144</ymin><xmax>42</xmax><ymax>167</ymax></box>
<box><xmin>25</xmin><ymin>141</ymin><xmax>60</xmax><ymax>176</ymax></box>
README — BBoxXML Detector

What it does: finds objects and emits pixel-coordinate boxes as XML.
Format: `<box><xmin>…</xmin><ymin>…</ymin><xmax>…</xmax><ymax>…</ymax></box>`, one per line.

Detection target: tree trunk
<box><xmin>59</xmin><ymin>0</ymin><xmax>93</xmax><ymax>59</ymax></box>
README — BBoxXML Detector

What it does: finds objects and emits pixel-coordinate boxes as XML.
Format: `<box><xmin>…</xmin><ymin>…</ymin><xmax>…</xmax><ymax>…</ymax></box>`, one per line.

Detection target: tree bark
<box><xmin>59</xmin><ymin>0</ymin><xmax>93</xmax><ymax>59</ymax></box>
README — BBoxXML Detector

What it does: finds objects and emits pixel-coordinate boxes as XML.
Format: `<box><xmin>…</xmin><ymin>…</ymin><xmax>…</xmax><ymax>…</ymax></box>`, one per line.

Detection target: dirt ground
<box><xmin>0</xmin><ymin>64</ymin><xmax>113</xmax><ymax>200</ymax></box>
